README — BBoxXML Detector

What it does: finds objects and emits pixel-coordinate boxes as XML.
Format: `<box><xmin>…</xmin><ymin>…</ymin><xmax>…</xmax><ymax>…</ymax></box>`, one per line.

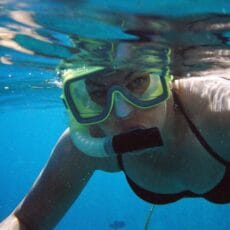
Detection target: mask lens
<box><xmin>65</xmin><ymin>70</ymin><xmax>169</xmax><ymax>124</ymax></box>
<box><xmin>124</xmin><ymin>73</ymin><xmax>164</xmax><ymax>101</ymax></box>
<box><xmin>68</xmin><ymin>78</ymin><xmax>105</xmax><ymax>119</ymax></box>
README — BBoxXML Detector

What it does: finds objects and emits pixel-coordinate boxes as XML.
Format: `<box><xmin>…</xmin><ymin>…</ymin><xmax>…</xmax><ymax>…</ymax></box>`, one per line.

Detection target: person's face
<box><xmin>86</xmin><ymin>70</ymin><xmax>168</xmax><ymax>136</ymax></box>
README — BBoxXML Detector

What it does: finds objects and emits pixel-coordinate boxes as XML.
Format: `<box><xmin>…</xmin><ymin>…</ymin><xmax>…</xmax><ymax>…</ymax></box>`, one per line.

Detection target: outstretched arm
<box><xmin>0</xmin><ymin>129</ymin><xmax>96</xmax><ymax>230</ymax></box>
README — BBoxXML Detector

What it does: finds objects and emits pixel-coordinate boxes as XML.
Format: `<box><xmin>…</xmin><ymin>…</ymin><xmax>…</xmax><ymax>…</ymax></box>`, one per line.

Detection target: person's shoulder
<box><xmin>54</xmin><ymin>128</ymin><xmax>76</xmax><ymax>154</ymax></box>
<box><xmin>172</xmin><ymin>76</ymin><xmax>230</xmax><ymax>112</ymax></box>
<box><xmin>172</xmin><ymin>76</ymin><xmax>229</xmax><ymax>158</ymax></box>
<box><xmin>173</xmin><ymin>76</ymin><xmax>229</xmax><ymax>92</ymax></box>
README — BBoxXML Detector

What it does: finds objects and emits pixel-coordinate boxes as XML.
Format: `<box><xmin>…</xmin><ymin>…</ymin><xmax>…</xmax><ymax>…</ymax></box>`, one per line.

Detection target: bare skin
<box><xmin>0</xmin><ymin>76</ymin><xmax>229</xmax><ymax>230</ymax></box>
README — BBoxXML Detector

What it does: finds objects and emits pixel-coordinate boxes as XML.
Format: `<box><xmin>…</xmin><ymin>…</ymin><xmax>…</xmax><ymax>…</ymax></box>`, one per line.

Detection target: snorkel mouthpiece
<box><xmin>71</xmin><ymin>123</ymin><xmax>163</xmax><ymax>157</ymax></box>
<box><xmin>110</xmin><ymin>127</ymin><xmax>163</xmax><ymax>154</ymax></box>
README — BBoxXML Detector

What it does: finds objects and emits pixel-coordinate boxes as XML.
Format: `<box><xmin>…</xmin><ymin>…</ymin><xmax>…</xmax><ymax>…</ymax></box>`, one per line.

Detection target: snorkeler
<box><xmin>0</xmin><ymin>42</ymin><xmax>229</xmax><ymax>230</ymax></box>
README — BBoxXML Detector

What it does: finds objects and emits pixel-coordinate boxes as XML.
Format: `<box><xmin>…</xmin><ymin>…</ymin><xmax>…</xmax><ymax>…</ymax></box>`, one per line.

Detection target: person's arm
<box><xmin>0</xmin><ymin>214</ymin><xmax>28</xmax><ymax>230</ymax></box>
<box><xmin>173</xmin><ymin>76</ymin><xmax>230</xmax><ymax>159</ymax></box>
<box><xmin>0</xmin><ymin>128</ymin><xmax>96</xmax><ymax>230</ymax></box>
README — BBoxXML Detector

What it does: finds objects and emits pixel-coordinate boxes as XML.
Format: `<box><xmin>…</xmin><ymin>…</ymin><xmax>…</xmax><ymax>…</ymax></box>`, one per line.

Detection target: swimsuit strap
<box><xmin>172</xmin><ymin>91</ymin><xmax>228</xmax><ymax>166</ymax></box>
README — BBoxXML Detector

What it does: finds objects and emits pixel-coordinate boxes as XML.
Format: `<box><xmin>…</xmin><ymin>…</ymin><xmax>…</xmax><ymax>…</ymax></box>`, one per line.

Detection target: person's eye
<box><xmin>127</xmin><ymin>76</ymin><xmax>149</xmax><ymax>91</ymax></box>
<box><xmin>90</xmin><ymin>90</ymin><xmax>107</xmax><ymax>105</ymax></box>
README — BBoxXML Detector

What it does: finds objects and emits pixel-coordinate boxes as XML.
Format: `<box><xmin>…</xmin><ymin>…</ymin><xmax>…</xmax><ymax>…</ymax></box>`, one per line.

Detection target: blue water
<box><xmin>1</xmin><ymin>108</ymin><xmax>230</xmax><ymax>230</ymax></box>
<box><xmin>1</xmin><ymin>0</ymin><xmax>230</xmax><ymax>229</ymax></box>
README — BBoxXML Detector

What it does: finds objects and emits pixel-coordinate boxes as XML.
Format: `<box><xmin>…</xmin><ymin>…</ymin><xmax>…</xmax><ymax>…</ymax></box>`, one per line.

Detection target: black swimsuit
<box><xmin>117</xmin><ymin>92</ymin><xmax>230</xmax><ymax>205</ymax></box>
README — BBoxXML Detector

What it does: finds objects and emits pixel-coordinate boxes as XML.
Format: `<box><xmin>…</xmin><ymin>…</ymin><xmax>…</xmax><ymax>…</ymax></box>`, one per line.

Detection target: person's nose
<box><xmin>113</xmin><ymin>94</ymin><xmax>134</xmax><ymax>119</ymax></box>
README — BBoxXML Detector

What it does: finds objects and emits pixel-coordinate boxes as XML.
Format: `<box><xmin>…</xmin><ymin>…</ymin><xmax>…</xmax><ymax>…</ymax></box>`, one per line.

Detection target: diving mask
<box><xmin>62</xmin><ymin>67</ymin><xmax>172</xmax><ymax>125</ymax></box>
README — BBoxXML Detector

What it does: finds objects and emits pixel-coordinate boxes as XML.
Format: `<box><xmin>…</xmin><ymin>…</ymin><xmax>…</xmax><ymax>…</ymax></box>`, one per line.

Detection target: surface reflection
<box><xmin>0</xmin><ymin>0</ymin><xmax>230</xmax><ymax>107</ymax></box>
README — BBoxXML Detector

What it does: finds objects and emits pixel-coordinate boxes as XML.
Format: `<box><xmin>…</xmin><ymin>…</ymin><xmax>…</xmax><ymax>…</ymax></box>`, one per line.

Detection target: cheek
<box><xmin>99</xmin><ymin>118</ymin><xmax>120</xmax><ymax>135</ymax></box>
<box><xmin>145</xmin><ymin>103</ymin><xmax>167</xmax><ymax>127</ymax></box>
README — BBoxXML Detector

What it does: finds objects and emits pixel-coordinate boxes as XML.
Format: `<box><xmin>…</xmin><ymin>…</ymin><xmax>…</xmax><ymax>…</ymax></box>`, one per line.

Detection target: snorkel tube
<box><xmin>69</xmin><ymin>113</ymin><xmax>163</xmax><ymax>157</ymax></box>
<box><xmin>68</xmin><ymin>113</ymin><xmax>111</xmax><ymax>157</ymax></box>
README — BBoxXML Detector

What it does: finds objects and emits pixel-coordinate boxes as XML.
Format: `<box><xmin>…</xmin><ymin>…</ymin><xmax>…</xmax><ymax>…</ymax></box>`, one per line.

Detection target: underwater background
<box><xmin>1</xmin><ymin>0</ymin><xmax>230</xmax><ymax>229</ymax></box>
